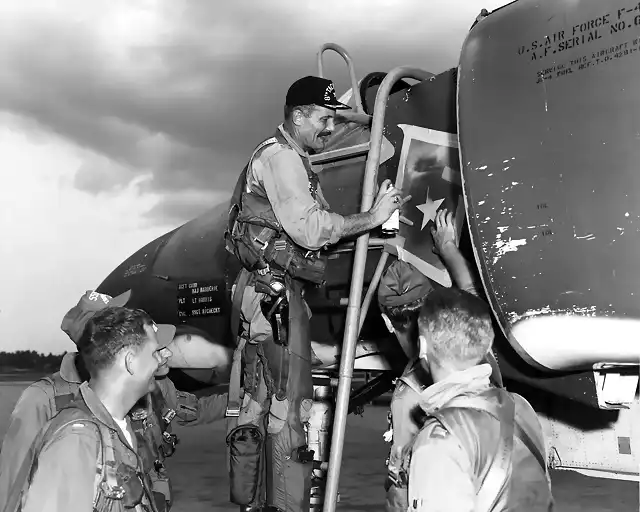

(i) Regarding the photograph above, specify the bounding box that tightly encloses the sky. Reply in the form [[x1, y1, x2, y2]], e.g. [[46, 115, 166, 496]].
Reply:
[[0, 0, 513, 354]]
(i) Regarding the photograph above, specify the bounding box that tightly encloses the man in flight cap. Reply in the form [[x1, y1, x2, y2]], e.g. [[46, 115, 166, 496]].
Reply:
[[224, 75, 409, 512], [0, 289, 226, 512]]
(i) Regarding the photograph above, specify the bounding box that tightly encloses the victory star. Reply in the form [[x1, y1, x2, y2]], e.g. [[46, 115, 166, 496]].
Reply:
[[416, 188, 445, 230]]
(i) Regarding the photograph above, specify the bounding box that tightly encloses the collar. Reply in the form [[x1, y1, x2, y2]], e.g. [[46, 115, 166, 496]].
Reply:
[[59, 352, 83, 384], [417, 363, 493, 414], [77, 381, 122, 432], [278, 124, 308, 158]]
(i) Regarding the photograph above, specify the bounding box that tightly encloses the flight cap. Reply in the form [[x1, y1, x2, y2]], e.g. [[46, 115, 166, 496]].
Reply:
[[61, 290, 175, 347], [378, 261, 434, 308], [286, 76, 351, 110]]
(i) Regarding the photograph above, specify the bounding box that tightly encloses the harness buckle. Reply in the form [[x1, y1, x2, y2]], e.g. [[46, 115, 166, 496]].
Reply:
[[225, 406, 240, 418], [162, 409, 176, 424], [254, 236, 270, 251]]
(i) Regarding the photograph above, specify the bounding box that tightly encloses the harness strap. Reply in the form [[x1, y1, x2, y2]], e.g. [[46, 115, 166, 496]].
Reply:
[[473, 393, 515, 512], [4, 417, 105, 512], [244, 137, 279, 194], [432, 391, 549, 512], [226, 269, 252, 418]]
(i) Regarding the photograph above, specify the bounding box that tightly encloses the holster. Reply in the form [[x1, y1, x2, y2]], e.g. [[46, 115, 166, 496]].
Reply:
[[263, 240, 327, 285], [260, 294, 289, 347]]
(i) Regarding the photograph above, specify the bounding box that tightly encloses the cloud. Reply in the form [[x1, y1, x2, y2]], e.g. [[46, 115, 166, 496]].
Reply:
[[0, 0, 512, 226], [142, 188, 230, 226]]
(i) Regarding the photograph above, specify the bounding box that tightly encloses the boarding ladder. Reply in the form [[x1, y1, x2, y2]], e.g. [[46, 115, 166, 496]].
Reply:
[[313, 43, 435, 512]]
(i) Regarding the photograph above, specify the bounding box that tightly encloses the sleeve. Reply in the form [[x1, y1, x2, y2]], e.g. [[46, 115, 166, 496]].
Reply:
[[156, 377, 227, 426], [0, 385, 52, 509], [407, 426, 476, 512], [21, 425, 99, 512], [261, 148, 345, 250], [192, 392, 228, 425]]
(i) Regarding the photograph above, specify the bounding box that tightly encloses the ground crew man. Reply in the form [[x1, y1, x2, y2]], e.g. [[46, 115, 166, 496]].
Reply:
[[377, 209, 503, 512], [12, 307, 174, 512], [224, 75, 409, 512], [406, 288, 553, 511], [0, 290, 227, 512]]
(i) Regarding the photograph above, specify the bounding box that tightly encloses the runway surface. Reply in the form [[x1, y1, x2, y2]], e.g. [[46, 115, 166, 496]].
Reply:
[[1, 381, 637, 511]]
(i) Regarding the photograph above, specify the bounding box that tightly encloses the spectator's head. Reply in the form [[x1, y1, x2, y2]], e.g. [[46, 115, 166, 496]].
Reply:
[[77, 307, 175, 398], [377, 261, 434, 355], [61, 290, 132, 345], [417, 287, 493, 376]]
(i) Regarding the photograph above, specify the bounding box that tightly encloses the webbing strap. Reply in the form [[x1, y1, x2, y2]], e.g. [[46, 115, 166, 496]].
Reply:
[[432, 391, 548, 512], [514, 415, 546, 474], [226, 269, 252, 418], [3, 417, 103, 512], [474, 393, 515, 512], [244, 137, 279, 193]]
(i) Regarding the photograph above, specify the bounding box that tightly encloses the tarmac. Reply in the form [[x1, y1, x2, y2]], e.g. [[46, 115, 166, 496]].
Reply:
[[1, 381, 638, 511]]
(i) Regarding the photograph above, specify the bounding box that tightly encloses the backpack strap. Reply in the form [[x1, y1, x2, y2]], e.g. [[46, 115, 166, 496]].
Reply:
[[3, 414, 106, 512], [430, 391, 516, 512], [31, 373, 77, 417]]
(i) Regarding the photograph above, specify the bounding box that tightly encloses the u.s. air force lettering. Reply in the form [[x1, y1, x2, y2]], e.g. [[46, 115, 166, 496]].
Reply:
[[177, 280, 225, 319]]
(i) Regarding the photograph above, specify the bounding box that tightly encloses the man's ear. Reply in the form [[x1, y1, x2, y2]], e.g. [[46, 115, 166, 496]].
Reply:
[[380, 313, 395, 334], [291, 108, 304, 127], [124, 351, 135, 376]]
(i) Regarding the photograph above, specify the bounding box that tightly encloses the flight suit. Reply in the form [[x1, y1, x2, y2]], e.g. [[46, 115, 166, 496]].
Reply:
[[406, 364, 553, 512], [227, 125, 345, 512], [18, 382, 158, 512], [384, 352, 503, 512], [0, 353, 226, 512]]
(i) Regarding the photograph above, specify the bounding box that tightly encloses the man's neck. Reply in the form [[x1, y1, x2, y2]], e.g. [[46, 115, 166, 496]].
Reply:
[[428, 361, 475, 384], [89, 375, 136, 421]]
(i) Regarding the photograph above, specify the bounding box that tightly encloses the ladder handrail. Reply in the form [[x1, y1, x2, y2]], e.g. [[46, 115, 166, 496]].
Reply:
[[322, 66, 435, 512], [317, 43, 365, 114]]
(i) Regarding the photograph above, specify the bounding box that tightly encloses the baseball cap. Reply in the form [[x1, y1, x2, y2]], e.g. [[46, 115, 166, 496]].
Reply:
[[149, 322, 176, 349], [286, 76, 351, 110], [61, 290, 175, 348], [377, 261, 434, 308]]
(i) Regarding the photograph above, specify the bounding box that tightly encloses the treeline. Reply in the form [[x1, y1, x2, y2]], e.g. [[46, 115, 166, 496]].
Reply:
[[0, 351, 65, 371]]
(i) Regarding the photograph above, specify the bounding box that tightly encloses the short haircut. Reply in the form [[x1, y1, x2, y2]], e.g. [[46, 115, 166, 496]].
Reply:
[[77, 306, 154, 377], [417, 287, 493, 368], [380, 295, 428, 336], [284, 103, 316, 122]]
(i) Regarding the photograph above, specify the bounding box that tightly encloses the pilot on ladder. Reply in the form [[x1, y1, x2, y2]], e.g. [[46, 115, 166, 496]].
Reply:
[[224, 75, 409, 512], [0, 290, 228, 512], [406, 288, 553, 512], [377, 209, 503, 512]]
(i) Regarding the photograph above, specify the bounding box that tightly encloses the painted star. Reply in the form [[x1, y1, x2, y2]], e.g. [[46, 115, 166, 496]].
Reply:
[[416, 188, 445, 230]]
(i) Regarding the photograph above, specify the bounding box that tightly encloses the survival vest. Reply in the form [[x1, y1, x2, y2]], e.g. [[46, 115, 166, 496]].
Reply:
[[224, 129, 326, 285], [402, 388, 551, 512], [5, 399, 158, 512], [128, 386, 178, 510]]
